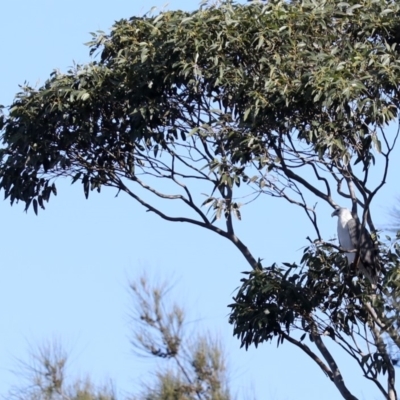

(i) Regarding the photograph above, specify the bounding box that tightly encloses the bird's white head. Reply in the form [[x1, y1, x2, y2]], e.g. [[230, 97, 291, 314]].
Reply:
[[331, 207, 353, 220]]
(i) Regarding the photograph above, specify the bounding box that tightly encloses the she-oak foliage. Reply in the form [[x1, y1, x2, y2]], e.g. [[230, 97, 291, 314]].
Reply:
[[2, 0, 400, 398]]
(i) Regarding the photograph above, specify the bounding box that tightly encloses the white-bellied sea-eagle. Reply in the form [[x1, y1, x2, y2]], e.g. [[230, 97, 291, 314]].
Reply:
[[331, 207, 379, 288]]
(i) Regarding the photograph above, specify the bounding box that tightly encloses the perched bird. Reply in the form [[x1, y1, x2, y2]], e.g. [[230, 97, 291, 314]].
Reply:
[[331, 207, 379, 288]]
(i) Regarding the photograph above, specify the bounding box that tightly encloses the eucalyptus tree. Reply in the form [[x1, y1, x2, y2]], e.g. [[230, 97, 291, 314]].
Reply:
[[1, 0, 400, 398]]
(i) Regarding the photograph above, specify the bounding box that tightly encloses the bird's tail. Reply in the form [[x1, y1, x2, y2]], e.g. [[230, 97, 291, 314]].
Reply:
[[359, 262, 378, 291]]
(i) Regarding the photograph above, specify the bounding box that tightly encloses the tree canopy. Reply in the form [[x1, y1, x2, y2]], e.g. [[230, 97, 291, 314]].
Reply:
[[2, 0, 400, 399], [2, 0, 400, 217]]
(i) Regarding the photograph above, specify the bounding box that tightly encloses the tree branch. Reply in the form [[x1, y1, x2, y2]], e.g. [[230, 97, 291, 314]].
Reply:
[[280, 332, 334, 381], [369, 321, 397, 400], [310, 321, 359, 400], [269, 139, 337, 208], [112, 177, 260, 270]]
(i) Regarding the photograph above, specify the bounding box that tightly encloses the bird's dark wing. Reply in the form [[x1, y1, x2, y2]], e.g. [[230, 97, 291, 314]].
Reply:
[[346, 218, 360, 249], [347, 218, 380, 284]]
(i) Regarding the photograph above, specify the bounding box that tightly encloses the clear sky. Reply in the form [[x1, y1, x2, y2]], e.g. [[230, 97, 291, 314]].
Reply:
[[1, 1, 400, 399]]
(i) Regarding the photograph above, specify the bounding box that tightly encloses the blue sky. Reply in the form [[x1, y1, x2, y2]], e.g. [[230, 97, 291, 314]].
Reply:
[[1, 1, 400, 399]]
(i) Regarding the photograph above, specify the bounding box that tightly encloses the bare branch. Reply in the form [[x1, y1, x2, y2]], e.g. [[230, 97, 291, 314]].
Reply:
[[269, 138, 337, 208], [112, 177, 260, 270], [280, 332, 334, 381], [369, 320, 397, 400], [310, 321, 359, 400]]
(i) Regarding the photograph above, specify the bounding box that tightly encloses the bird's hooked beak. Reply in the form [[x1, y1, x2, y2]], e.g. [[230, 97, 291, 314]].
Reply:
[[331, 208, 339, 217]]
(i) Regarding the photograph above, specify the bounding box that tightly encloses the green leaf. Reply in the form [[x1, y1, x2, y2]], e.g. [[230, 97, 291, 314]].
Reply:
[[81, 92, 90, 101], [33, 199, 38, 215], [243, 107, 251, 121], [371, 134, 382, 153]]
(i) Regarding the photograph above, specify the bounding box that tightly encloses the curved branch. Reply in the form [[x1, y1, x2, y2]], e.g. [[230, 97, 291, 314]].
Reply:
[[286, 134, 332, 198], [369, 320, 397, 400], [270, 141, 337, 208], [364, 302, 400, 350], [281, 332, 334, 381], [112, 177, 260, 270], [310, 322, 359, 400]]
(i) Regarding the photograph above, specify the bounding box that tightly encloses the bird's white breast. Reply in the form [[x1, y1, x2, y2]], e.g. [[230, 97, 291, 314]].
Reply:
[[337, 219, 355, 263]]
